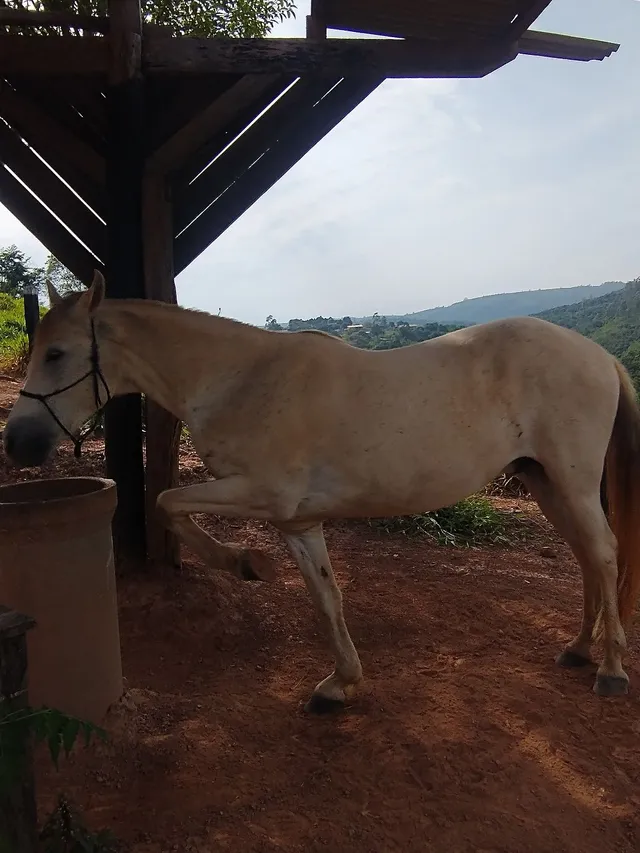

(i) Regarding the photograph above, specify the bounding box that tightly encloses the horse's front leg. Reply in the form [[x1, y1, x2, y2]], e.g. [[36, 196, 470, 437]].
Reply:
[[157, 477, 278, 582], [278, 521, 363, 713]]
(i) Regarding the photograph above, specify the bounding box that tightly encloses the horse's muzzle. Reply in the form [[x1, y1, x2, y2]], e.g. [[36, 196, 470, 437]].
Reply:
[[3, 416, 57, 468]]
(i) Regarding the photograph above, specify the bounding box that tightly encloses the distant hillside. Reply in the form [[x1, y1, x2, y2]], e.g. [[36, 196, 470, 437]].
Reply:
[[355, 281, 625, 326], [537, 277, 640, 388]]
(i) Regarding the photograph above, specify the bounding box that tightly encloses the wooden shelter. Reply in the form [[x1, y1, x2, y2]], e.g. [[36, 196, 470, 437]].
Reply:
[[0, 0, 619, 570]]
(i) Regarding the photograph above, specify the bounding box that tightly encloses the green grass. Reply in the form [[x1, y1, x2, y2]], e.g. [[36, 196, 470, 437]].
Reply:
[[367, 495, 513, 547], [0, 293, 45, 372]]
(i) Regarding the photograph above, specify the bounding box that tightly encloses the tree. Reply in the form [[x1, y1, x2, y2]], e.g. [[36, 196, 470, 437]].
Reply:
[[265, 315, 282, 331], [43, 255, 84, 299], [3, 1, 296, 38], [0, 245, 43, 297]]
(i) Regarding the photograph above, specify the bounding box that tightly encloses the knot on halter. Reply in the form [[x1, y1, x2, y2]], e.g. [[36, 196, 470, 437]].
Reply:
[[19, 319, 111, 458]]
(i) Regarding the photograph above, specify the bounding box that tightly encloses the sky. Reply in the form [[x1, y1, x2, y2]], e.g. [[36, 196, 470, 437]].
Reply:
[[1, 0, 638, 324]]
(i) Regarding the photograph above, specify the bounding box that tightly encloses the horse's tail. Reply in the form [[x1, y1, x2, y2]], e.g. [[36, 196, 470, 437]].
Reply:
[[595, 359, 640, 638]]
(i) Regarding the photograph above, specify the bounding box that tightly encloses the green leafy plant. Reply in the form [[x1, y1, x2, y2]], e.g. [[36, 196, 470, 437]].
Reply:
[[0, 701, 113, 852], [0, 703, 107, 795], [40, 796, 120, 853], [2, 0, 296, 38], [368, 495, 512, 547]]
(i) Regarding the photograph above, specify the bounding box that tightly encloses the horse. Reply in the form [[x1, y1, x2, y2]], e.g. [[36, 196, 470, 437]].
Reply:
[[4, 270, 640, 711]]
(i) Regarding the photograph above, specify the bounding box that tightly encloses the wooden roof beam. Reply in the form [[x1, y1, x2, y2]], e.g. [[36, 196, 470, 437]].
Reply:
[[0, 33, 108, 76], [148, 74, 285, 176], [173, 76, 346, 233], [518, 30, 619, 62], [507, 1, 554, 41], [145, 36, 518, 79], [0, 81, 105, 215], [0, 8, 108, 32], [0, 162, 102, 284], [174, 76, 382, 274], [0, 119, 105, 259]]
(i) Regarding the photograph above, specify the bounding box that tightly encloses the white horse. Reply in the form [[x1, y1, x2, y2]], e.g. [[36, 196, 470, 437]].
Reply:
[[4, 271, 640, 711]]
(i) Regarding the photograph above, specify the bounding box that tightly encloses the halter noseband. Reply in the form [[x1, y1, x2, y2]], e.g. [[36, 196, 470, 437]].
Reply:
[[19, 319, 111, 458]]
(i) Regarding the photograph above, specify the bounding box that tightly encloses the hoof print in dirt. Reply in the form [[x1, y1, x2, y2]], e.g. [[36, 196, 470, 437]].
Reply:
[[594, 674, 629, 697], [304, 694, 346, 715], [555, 649, 594, 668]]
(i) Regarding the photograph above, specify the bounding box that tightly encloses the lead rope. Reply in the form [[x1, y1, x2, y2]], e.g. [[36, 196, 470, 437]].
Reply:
[[19, 319, 111, 458]]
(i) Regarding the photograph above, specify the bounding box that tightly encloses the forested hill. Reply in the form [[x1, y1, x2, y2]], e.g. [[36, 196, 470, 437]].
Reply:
[[537, 277, 640, 386], [355, 280, 625, 326]]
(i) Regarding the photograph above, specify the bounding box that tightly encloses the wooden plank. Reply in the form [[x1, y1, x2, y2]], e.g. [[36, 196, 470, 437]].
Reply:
[[0, 32, 108, 76], [507, 0, 553, 40], [173, 75, 294, 189], [0, 8, 108, 32], [148, 74, 283, 176], [174, 76, 382, 273], [317, 0, 518, 41], [104, 0, 147, 568], [517, 30, 619, 62], [0, 162, 101, 283], [0, 80, 105, 214], [174, 76, 343, 233], [0, 607, 38, 853], [146, 75, 242, 154], [0, 120, 106, 260], [11, 80, 107, 156], [144, 35, 517, 79], [142, 170, 182, 569]]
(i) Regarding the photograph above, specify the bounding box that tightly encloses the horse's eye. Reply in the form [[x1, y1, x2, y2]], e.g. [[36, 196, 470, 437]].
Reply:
[[45, 347, 64, 363]]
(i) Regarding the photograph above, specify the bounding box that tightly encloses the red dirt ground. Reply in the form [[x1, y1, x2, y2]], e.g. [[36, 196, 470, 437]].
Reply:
[[1, 378, 640, 853]]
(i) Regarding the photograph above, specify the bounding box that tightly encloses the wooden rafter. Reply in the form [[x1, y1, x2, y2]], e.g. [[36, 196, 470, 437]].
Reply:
[[174, 76, 342, 233], [0, 162, 102, 283], [6, 80, 107, 155], [0, 81, 105, 215], [0, 33, 108, 77], [0, 119, 105, 259], [0, 8, 108, 32], [507, 0, 554, 40], [174, 75, 295, 188], [148, 74, 286, 176], [174, 76, 382, 274], [145, 36, 517, 79]]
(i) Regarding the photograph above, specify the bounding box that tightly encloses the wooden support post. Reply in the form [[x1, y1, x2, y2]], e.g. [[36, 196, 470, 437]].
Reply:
[[142, 169, 181, 570], [22, 283, 39, 355], [105, 0, 147, 568], [0, 607, 38, 853]]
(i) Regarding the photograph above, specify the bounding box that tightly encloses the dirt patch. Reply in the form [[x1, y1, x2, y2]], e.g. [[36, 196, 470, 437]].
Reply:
[[1, 378, 639, 853]]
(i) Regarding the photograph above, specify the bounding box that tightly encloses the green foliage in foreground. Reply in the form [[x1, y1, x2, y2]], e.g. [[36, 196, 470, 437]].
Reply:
[[368, 495, 513, 547], [0, 701, 115, 852]]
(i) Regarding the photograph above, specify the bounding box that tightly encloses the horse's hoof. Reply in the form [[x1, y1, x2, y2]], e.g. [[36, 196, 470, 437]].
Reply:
[[594, 674, 629, 697], [238, 549, 277, 582], [556, 649, 593, 668], [304, 694, 345, 715]]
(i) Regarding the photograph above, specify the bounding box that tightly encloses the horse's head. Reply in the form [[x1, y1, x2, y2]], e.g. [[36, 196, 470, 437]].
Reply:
[[3, 270, 107, 468]]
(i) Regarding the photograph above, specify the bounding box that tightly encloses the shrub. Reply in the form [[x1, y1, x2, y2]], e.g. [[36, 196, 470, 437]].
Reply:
[[367, 495, 512, 547]]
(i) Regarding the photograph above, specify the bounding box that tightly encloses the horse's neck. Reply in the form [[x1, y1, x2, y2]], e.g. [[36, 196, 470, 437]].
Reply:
[[99, 301, 266, 419]]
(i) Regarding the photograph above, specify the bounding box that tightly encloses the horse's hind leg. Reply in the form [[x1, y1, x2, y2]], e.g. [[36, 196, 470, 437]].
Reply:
[[520, 464, 628, 696], [277, 521, 363, 713]]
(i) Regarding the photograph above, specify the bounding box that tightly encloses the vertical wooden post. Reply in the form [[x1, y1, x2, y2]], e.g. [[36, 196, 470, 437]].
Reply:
[[105, 0, 147, 567], [142, 169, 182, 569], [0, 607, 37, 853], [307, 0, 327, 39], [22, 282, 39, 355]]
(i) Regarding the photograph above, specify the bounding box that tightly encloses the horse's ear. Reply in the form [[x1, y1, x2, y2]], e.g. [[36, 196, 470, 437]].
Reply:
[[46, 279, 64, 307], [77, 269, 105, 316]]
